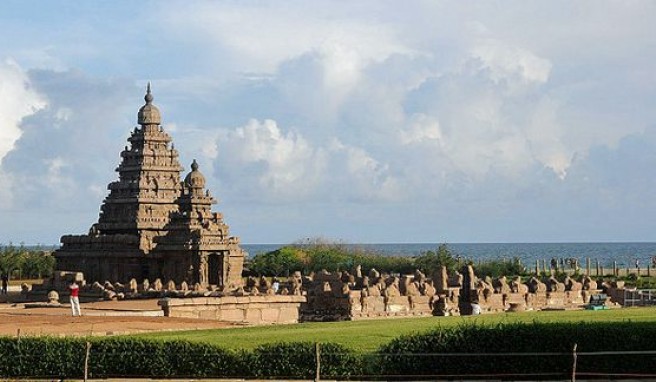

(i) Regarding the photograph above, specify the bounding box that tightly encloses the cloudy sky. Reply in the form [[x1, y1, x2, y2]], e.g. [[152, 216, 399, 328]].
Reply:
[[1, 1, 656, 245]]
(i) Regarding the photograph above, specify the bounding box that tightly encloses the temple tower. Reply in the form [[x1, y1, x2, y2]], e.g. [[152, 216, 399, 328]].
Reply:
[[55, 85, 245, 288]]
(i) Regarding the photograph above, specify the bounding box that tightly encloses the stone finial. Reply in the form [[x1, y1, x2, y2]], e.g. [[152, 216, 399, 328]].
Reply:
[[180, 281, 189, 291], [369, 268, 380, 279], [153, 278, 163, 292], [47, 290, 60, 304], [129, 278, 138, 293], [259, 276, 271, 289], [138, 82, 161, 125], [145, 82, 153, 104], [422, 281, 436, 297], [166, 280, 176, 291], [406, 282, 421, 297]]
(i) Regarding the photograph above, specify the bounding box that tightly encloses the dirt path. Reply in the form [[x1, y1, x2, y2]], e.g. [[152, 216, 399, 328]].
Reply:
[[0, 300, 238, 337]]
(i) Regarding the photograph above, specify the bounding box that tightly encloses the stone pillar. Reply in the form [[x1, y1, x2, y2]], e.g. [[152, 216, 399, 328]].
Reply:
[[434, 266, 448, 295]]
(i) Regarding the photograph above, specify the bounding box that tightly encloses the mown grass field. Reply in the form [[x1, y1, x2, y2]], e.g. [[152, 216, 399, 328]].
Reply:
[[136, 307, 656, 352]]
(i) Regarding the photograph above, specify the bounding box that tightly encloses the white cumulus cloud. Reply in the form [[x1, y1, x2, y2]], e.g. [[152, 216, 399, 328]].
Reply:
[[0, 59, 46, 163]]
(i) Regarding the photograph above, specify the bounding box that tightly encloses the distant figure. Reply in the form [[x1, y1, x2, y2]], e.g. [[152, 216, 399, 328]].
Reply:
[[636, 259, 640, 269], [69, 281, 81, 316], [1, 274, 7, 295], [272, 278, 280, 293]]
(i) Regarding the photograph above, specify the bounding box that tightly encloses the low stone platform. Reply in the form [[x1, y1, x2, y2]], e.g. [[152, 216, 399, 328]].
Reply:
[[159, 295, 306, 324]]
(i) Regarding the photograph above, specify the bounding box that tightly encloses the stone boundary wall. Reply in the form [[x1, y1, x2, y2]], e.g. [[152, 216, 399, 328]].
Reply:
[[300, 266, 617, 321], [158, 295, 306, 324]]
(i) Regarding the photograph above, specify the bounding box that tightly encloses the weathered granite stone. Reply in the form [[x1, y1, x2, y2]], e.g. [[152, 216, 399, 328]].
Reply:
[[47, 290, 59, 304], [54, 85, 245, 289]]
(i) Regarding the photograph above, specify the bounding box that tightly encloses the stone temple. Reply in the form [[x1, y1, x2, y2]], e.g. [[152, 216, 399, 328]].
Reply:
[[54, 85, 244, 288]]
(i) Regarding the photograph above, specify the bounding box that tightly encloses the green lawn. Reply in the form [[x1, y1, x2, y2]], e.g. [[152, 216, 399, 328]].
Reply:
[[136, 307, 656, 352]]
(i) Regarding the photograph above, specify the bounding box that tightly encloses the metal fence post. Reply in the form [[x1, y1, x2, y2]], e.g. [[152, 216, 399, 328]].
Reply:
[[84, 341, 91, 382], [315, 342, 320, 382], [571, 343, 577, 382]]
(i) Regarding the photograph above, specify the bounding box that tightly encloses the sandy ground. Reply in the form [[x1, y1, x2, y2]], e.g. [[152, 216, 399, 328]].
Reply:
[[0, 298, 238, 337]]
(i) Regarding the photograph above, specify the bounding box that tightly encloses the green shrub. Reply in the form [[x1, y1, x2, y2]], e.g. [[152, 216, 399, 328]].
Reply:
[[0, 337, 85, 378], [474, 257, 527, 278], [248, 342, 361, 379], [414, 244, 458, 275], [0, 337, 242, 379], [250, 240, 416, 276], [250, 247, 305, 276], [376, 322, 656, 379]]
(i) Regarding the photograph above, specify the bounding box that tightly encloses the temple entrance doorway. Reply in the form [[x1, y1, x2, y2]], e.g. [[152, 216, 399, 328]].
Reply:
[[208, 253, 220, 285]]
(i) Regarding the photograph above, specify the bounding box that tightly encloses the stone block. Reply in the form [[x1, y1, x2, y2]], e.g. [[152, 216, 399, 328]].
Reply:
[[547, 291, 566, 307], [361, 296, 385, 313], [278, 307, 299, 323], [506, 293, 526, 304], [220, 296, 238, 304], [198, 309, 218, 320], [261, 308, 281, 323], [219, 308, 246, 322], [385, 296, 410, 313], [245, 308, 262, 324], [409, 295, 431, 313]]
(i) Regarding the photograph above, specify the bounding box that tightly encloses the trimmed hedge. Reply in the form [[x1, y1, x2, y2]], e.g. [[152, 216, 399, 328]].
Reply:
[[377, 321, 656, 379], [0, 337, 84, 378], [1, 322, 655, 379], [0, 337, 358, 379], [247, 342, 362, 379]]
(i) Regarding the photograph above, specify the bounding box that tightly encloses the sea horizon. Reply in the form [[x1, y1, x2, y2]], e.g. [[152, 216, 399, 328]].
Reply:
[[6, 241, 656, 268]]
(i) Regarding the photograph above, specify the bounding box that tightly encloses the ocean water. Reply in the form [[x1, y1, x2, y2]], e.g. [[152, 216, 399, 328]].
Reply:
[[242, 242, 656, 268]]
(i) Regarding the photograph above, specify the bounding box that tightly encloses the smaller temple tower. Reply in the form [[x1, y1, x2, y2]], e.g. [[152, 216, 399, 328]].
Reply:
[[55, 85, 245, 288]]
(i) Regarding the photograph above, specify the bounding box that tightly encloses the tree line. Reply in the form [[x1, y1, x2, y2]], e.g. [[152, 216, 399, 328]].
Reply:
[[0, 244, 55, 280], [247, 240, 526, 278]]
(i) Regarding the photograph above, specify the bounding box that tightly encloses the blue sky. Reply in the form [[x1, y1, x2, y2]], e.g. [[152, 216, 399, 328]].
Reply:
[[1, 1, 656, 244]]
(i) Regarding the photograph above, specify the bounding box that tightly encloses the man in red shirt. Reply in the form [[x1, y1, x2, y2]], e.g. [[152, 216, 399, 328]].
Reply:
[[69, 281, 81, 316]]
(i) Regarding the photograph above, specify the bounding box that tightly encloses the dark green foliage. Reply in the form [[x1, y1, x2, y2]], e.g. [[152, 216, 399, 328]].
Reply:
[[89, 338, 240, 378], [250, 247, 305, 276], [250, 241, 415, 276], [0, 244, 56, 279], [0, 337, 241, 379], [376, 322, 656, 379], [0, 337, 358, 379], [350, 253, 415, 275], [474, 257, 527, 278], [2, 323, 656, 379], [414, 244, 458, 275], [0, 337, 85, 378], [248, 342, 361, 379]]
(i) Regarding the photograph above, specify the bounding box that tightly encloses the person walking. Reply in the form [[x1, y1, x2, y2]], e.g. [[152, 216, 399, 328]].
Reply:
[[69, 281, 81, 316], [1, 274, 8, 295]]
